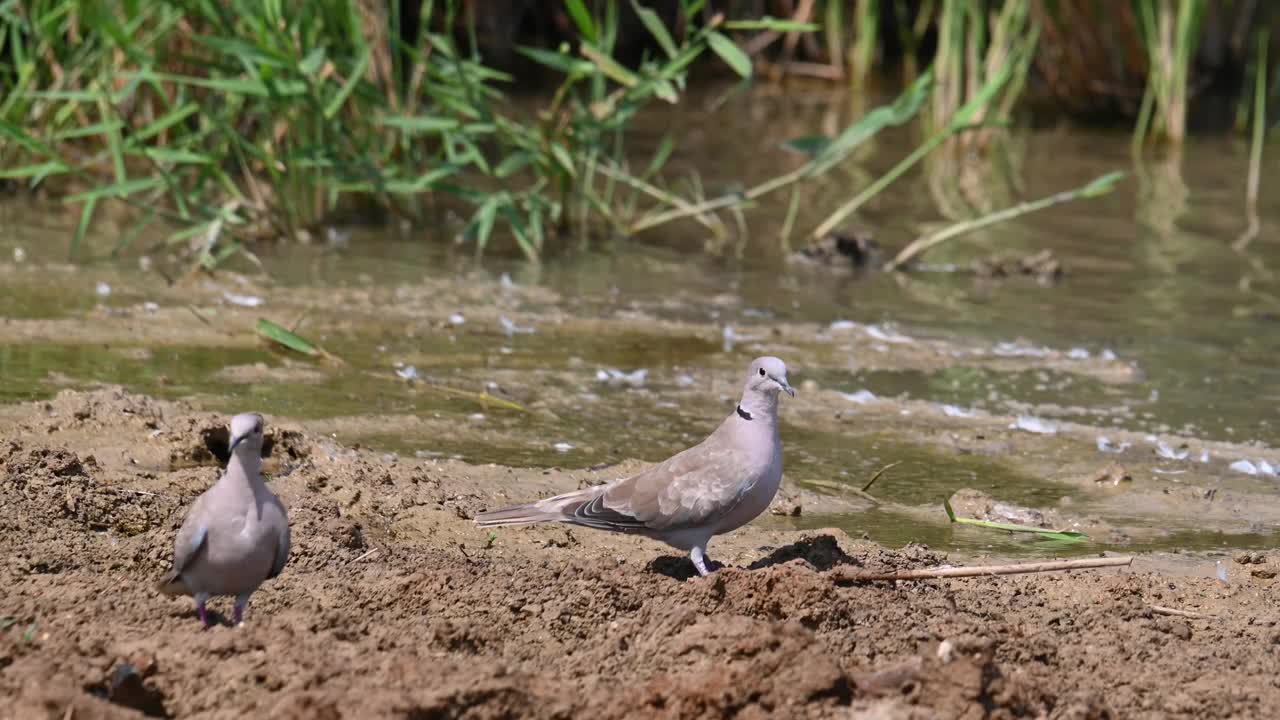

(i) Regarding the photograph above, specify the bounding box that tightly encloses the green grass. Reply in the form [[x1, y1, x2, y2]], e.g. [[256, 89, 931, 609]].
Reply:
[[0, 1, 809, 263]]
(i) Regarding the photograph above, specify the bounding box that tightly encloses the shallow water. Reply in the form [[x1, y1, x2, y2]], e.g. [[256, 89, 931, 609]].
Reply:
[[2, 82, 1278, 556]]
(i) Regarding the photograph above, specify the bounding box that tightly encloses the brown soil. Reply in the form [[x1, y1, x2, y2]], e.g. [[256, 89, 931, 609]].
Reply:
[[2, 389, 1277, 719]]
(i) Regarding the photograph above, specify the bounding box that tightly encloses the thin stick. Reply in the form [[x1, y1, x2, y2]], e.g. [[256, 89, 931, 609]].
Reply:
[[830, 555, 1132, 582], [351, 548, 379, 563], [862, 460, 901, 493], [1151, 604, 1209, 619]]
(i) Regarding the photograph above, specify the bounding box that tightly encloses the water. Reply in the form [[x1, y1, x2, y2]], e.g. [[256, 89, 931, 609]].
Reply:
[[2, 84, 1278, 556]]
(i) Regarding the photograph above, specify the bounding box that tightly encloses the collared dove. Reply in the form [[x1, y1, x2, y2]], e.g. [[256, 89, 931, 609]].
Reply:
[[476, 356, 795, 576], [157, 413, 290, 627]]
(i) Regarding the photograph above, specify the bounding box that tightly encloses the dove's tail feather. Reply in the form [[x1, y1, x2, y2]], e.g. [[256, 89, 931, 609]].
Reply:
[[155, 570, 190, 596], [474, 487, 601, 528]]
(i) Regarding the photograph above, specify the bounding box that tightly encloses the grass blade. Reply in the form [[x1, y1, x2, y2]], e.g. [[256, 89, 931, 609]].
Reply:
[[255, 318, 340, 363], [706, 31, 752, 78], [944, 497, 1087, 542]]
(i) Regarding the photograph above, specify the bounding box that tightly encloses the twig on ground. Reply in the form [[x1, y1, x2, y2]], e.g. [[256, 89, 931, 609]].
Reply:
[[830, 555, 1132, 582], [1151, 604, 1210, 619], [351, 548, 379, 564]]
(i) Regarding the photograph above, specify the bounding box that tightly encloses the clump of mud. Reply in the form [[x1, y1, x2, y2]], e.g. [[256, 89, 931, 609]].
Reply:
[[1, 388, 1277, 719]]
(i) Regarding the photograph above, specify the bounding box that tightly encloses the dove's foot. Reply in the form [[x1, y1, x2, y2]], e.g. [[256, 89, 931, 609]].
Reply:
[[690, 546, 721, 576], [195, 595, 212, 628], [232, 592, 253, 627]]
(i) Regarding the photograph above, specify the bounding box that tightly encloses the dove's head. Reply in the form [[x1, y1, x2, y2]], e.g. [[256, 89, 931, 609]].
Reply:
[[745, 356, 795, 398], [228, 412, 266, 456]]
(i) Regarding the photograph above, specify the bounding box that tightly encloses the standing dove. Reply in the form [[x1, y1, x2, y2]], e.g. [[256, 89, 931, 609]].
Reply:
[[476, 356, 795, 576], [157, 413, 291, 626]]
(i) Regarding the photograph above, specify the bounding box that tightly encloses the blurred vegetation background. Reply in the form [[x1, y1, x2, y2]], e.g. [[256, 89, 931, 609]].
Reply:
[[0, 0, 1273, 265]]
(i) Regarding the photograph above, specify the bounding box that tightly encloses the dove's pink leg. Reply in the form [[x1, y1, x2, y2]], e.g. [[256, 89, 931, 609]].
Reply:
[[690, 545, 721, 576], [233, 593, 251, 626], [195, 594, 212, 627]]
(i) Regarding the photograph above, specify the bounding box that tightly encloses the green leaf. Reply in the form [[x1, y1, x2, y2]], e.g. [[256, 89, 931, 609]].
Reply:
[[550, 142, 576, 177], [631, 1, 677, 58], [580, 41, 639, 87], [495, 152, 533, 178], [807, 69, 931, 174], [470, 194, 503, 250], [63, 177, 165, 203], [132, 102, 199, 142], [377, 115, 460, 133], [139, 148, 212, 165], [324, 47, 369, 118], [643, 133, 675, 179], [780, 135, 831, 157], [256, 318, 323, 357], [724, 17, 819, 32], [1080, 171, 1125, 198], [516, 46, 594, 75], [564, 0, 598, 43], [0, 161, 69, 180], [70, 197, 98, 261], [299, 47, 326, 76], [943, 498, 1088, 542], [706, 31, 751, 78]]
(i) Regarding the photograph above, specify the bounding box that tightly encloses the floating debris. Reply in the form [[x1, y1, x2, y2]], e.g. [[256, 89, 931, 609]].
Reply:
[[499, 273, 514, 289], [553, 442, 574, 453], [841, 389, 877, 405], [223, 292, 264, 308], [1199, 449, 1210, 463], [1097, 436, 1132, 453], [828, 320, 858, 331], [675, 374, 696, 387], [95, 282, 111, 297], [1216, 560, 1230, 584], [1101, 348, 1118, 361], [1012, 416, 1057, 434], [1155, 442, 1189, 460], [499, 316, 535, 337], [1067, 347, 1091, 360], [395, 365, 419, 381], [1092, 462, 1131, 484], [13, 247, 26, 262], [596, 368, 648, 388], [722, 324, 737, 352], [941, 404, 975, 418], [142, 302, 159, 313], [865, 324, 913, 344], [448, 313, 466, 326], [1260, 460, 1278, 476], [992, 341, 1050, 358], [1229, 460, 1259, 475], [324, 227, 350, 247]]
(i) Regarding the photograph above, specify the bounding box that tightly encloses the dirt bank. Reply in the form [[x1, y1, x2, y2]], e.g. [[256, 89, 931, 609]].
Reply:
[[1, 389, 1277, 719]]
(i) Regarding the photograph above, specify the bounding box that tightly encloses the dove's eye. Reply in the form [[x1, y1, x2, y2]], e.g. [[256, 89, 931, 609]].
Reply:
[[758, 368, 766, 376]]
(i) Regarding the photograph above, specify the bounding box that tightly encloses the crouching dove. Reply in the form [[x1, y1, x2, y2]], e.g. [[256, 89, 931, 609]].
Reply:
[[476, 356, 795, 576], [157, 413, 290, 627]]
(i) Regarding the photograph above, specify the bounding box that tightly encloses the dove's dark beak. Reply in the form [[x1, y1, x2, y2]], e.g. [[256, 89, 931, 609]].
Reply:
[[229, 433, 246, 453], [776, 376, 796, 397]]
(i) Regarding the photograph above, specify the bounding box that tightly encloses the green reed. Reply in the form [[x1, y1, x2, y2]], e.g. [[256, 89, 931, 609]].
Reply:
[[1133, 0, 1205, 146], [0, 0, 799, 263]]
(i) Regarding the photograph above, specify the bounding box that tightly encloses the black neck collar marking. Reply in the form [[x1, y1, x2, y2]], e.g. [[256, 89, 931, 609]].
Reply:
[[736, 405, 753, 421]]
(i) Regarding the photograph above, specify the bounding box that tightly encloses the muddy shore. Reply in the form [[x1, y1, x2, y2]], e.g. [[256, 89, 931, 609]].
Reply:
[[1, 388, 1277, 719]]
